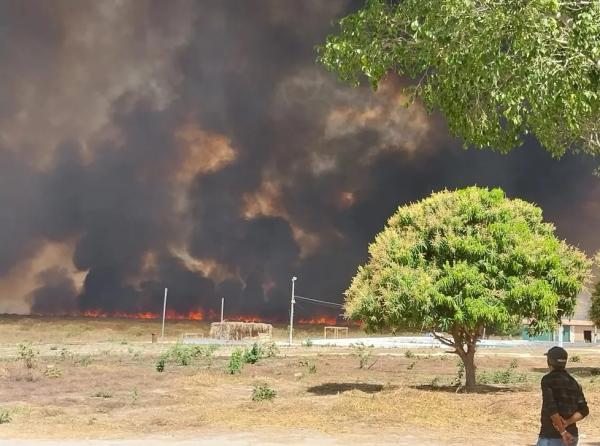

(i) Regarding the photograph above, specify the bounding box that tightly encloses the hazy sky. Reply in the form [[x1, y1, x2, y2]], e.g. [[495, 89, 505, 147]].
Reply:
[[0, 0, 598, 318]]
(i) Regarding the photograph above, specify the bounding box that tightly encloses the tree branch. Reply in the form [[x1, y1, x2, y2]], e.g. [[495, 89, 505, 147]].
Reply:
[[431, 331, 455, 347]]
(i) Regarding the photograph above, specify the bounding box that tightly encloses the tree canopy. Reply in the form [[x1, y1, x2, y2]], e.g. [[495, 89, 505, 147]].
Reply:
[[590, 253, 600, 325], [318, 0, 600, 158], [345, 187, 590, 390]]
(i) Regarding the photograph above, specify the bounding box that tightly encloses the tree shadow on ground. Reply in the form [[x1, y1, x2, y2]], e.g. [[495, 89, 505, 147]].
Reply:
[[531, 367, 600, 377], [411, 384, 528, 394], [306, 383, 388, 395]]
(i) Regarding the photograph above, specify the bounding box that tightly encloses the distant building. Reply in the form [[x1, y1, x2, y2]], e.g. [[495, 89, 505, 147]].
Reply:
[[522, 286, 598, 343]]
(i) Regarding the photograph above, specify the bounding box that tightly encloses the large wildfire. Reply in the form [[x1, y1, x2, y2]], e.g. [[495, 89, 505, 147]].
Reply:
[[34, 310, 345, 325]]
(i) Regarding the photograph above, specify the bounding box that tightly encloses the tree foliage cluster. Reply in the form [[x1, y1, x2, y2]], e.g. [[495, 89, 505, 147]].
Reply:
[[345, 187, 590, 390], [319, 0, 600, 158]]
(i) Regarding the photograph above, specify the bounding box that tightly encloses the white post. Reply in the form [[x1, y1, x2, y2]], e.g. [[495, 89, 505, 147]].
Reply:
[[220, 297, 224, 323], [161, 288, 168, 339], [289, 276, 297, 346], [558, 323, 563, 348]]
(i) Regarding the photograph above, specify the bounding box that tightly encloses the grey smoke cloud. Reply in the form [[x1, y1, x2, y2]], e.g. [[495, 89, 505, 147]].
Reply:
[[0, 0, 598, 318]]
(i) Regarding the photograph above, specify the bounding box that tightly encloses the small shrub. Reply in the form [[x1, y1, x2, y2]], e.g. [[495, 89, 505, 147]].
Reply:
[[243, 343, 263, 364], [76, 355, 93, 367], [0, 409, 11, 424], [478, 359, 527, 385], [404, 350, 415, 359], [120, 340, 128, 345], [131, 388, 139, 404], [263, 342, 279, 358], [169, 344, 192, 366], [17, 342, 38, 369], [251, 383, 277, 401], [407, 361, 416, 370], [44, 366, 62, 378], [352, 343, 374, 369], [571, 355, 581, 363], [59, 348, 72, 361], [191, 344, 219, 366], [93, 390, 113, 398], [302, 339, 313, 347], [49, 346, 58, 351], [452, 360, 465, 387], [299, 360, 317, 374], [590, 368, 600, 376], [430, 377, 440, 388], [156, 356, 166, 373], [228, 349, 244, 375]]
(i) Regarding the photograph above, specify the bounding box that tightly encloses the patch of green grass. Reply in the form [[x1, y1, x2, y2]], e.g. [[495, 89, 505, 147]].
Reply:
[[404, 350, 415, 359], [570, 355, 581, 363]]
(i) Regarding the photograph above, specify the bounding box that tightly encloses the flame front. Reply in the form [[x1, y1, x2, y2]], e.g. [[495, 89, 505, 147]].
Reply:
[[81, 310, 205, 320]]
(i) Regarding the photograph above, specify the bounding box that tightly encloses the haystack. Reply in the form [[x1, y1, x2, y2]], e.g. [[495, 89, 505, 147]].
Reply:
[[209, 321, 273, 341]]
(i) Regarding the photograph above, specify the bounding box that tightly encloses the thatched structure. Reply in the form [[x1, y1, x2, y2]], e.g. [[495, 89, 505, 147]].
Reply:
[[209, 321, 273, 341]]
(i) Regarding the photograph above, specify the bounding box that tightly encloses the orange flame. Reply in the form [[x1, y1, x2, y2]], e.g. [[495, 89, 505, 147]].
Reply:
[[298, 317, 338, 325], [80, 310, 204, 321]]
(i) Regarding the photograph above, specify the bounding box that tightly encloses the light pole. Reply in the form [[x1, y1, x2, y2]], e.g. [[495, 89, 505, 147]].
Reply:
[[289, 276, 297, 346], [220, 297, 224, 323], [161, 288, 168, 339]]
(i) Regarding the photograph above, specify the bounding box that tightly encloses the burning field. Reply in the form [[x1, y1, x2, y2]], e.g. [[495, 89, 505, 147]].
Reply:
[[0, 316, 599, 445]]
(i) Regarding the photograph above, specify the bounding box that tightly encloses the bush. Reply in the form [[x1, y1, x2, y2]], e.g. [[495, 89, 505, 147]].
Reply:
[[228, 349, 244, 375], [170, 344, 193, 366], [571, 355, 581, 363], [407, 361, 416, 370], [404, 350, 415, 359], [251, 383, 277, 401], [156, 356, 166, 373], [299, 360, 317, 374], [243, 343, 264, 364], [17, 342, 38, 369], [44, 366, 62, 378], [76, 355, 93, 367], [352, 343, 374, 369], [452, 360, 465, 387], [263, 342, 279, 358], [0, 409, 11, 424], [478, 360, 527, 385], [93, 390, 113, 398]]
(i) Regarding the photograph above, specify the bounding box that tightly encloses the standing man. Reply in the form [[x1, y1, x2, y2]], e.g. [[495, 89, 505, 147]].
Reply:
[[537, 346, 589, 446]]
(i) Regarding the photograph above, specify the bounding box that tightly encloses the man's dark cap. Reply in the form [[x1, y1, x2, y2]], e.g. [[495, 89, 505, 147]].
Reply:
[[545, 346, 568, 363]]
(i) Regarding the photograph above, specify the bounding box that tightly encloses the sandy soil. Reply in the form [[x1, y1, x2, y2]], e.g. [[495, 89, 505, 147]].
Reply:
[[1, 317, 599, 445]]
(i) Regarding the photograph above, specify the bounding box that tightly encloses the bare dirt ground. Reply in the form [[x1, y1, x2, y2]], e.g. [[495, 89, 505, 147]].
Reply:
[[1, 316, 599, 445]]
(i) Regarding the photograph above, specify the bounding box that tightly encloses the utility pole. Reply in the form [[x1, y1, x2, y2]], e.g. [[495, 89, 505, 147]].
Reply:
[[220, 297, 224, 323], [161, 288, 168, 339], [289, 276, 297, 346]]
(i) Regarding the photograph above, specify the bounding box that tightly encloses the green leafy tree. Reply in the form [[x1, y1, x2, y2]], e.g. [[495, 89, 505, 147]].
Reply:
[[318, 0, 600, 159], [590, 253, 600, 325], [345, 187, 590, 391]]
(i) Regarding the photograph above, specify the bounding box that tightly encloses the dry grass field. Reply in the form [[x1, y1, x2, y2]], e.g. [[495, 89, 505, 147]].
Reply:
[[0, 316, 599, 445]]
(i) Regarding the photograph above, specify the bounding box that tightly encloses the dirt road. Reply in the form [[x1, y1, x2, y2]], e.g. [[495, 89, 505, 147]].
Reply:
[[0, 431, 598, 446]]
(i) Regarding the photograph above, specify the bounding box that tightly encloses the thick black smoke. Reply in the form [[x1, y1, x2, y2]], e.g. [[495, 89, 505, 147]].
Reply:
[[1, 0, 599, 319]]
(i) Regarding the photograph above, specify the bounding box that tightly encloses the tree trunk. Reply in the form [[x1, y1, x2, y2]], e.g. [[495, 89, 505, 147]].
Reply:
[[462, 349, 477, 392]]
